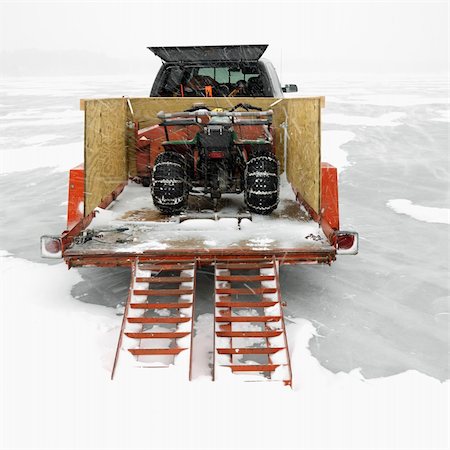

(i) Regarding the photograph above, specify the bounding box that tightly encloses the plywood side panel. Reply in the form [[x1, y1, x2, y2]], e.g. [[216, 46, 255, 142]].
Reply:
[[84, 98, 127, 215], [126, 99, 137, 177], [285, 98, 321, 214]]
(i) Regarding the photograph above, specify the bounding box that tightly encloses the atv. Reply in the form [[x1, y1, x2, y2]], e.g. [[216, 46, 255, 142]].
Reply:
[[151, 103, 280, 215]]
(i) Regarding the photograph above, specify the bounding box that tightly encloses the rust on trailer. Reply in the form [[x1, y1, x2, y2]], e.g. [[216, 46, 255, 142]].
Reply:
[[64, 250, 335, 268]]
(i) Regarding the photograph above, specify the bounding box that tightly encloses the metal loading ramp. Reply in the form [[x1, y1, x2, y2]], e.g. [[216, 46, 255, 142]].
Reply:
[[213, 257, 292, 385], [112, 258, 197, 379], [112, 256, 292, 385]]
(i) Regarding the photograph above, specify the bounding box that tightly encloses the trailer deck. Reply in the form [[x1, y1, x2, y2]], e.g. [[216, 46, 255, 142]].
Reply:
[[64, 181, 335, 266]]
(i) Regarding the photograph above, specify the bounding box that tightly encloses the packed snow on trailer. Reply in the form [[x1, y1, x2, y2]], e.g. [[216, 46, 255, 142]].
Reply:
[[41, 45, 358, 385]]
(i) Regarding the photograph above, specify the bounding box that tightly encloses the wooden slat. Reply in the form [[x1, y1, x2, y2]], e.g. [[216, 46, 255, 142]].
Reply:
[[128, 348, 187, 356], [286, 97, 321, 214], [217, 348, 284, 355], [215, 288, 277, 295], [133, 289, 193, 296], [215, 301, 277, 308], [84, 98, 128, 216], [215, 316, 281, 323], [125, 332, 190, 339], [216, 330, 282, 338], [228, 364, 280, 372], [127, 317, 191, 324], [135, 276, 193, 283], [216, 275, 275, 282], [130, 302, 192, 309]]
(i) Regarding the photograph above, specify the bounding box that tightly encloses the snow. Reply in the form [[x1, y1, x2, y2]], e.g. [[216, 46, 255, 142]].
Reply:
[[80, 180, 327, 253], [431, 109, 450, 123], [1, 254, 448, 450], [387, 199, 450, 225], [1, 75, 449, 449], [0, 141, 83, 175], [327, 94, 450, 106], [21, 134, 63, 146], [323, 111, 406, 127], [321, 130, 355, 173]]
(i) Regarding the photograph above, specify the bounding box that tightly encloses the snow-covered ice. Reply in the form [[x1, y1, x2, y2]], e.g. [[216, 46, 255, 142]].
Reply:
[[1, 75, 449, 450], [323, 111, 406, 127], [387, 199, 450, 224]]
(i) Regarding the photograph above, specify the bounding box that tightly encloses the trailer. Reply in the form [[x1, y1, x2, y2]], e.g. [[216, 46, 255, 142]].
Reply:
[[41, 86, 358, 386]]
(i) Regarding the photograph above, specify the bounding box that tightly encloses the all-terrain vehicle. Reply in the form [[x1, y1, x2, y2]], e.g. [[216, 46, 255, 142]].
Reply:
[[151, 103, 279, 214], [144, 45, 298, 215]]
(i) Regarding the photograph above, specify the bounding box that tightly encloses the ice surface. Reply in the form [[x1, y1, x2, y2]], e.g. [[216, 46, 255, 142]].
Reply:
[[323, 111, 406, 126], [387, 199, 450, 224], [1, 254, 448, 450], [1, 75, 449, 450]]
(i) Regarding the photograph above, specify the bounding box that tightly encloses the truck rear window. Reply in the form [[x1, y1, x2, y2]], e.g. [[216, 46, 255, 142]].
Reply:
[[153, 64, 270, 97]]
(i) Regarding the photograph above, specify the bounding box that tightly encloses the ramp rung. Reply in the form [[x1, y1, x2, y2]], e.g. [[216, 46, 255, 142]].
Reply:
[[215, 301, 277, 308], [135, 276, 193, 283], [215, 315, 281, 323], [216, 275, 275, 282], [133, 289, 193, 296], [112, 258, 197, 381], [127, 317, 191, 324], [130, 302, 192, 309], [138, 264, 194, 271], [125, 332, 190, 339], [216, 263, 274, 270], [217, 347, 284, 355], [216, 330, 283, 338], [215, 287, 277, 295], [212, 255, 292, 386], [128, 348, 187, 356], [228, 364, 280, 372]]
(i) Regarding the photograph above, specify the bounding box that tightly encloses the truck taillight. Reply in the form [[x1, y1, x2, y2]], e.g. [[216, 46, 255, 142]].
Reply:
[[40, 235, 62, 259], [335, 231, 359, 255]]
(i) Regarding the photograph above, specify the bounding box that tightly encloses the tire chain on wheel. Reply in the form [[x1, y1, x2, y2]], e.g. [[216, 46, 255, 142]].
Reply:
[[151, 151, 188, 214], [244, 152, 280, 215]]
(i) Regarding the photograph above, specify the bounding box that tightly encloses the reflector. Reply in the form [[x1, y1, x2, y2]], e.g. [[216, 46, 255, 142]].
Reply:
[[40, 235, 62, 259], [335, 231, 359, 255]]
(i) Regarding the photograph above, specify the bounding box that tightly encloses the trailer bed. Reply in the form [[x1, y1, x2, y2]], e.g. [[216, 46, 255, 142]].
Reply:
[[64, 181, 335, 266]]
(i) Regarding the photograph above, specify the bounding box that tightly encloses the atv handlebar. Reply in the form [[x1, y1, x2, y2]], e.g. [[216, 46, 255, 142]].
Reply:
[[157, 109, 273, 120]]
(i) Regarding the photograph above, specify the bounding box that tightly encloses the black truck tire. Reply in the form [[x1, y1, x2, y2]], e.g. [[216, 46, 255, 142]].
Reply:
[[244, 153, 280, 215], [151, 152, 188, 215]]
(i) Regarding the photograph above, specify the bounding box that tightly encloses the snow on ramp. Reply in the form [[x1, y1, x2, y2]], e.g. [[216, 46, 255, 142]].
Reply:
[[1, 254, 448, 450], [387, 199, 450, 225]]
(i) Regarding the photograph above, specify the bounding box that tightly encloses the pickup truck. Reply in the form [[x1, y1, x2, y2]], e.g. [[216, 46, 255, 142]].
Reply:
[[40, 45, 358, 385]]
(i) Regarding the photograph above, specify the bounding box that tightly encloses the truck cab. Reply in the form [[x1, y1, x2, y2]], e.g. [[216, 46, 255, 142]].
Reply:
[[149, 45, 295, 98]]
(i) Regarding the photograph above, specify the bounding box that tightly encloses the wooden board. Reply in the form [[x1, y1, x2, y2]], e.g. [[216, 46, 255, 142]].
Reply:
[[84, 98, 128, 215], [285, 97, 321, 214], [82, 96, 322, 217]]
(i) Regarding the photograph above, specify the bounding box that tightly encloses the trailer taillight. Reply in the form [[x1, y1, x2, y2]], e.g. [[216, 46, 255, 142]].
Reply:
[[335, 231, 359, 255], [40, 235, 62, 259]]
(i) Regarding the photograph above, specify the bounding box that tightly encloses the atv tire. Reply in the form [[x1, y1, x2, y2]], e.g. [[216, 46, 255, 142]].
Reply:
[[151, 151, 188, 215], [244, 153, 279, 215]]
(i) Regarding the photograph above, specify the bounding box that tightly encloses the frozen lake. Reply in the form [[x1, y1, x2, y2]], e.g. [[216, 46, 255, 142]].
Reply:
[[1, 74, 448, 382]]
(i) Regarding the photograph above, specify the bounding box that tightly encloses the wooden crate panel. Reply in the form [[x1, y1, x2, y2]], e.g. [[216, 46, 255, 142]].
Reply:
[[84, 98, 128, 215]]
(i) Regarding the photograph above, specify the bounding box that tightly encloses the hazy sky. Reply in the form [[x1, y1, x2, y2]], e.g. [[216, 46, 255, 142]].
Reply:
[[0, 0, 448, 75]]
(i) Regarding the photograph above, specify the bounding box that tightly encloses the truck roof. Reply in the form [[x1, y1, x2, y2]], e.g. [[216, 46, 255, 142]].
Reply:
[[148, 45, 268, 63]]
